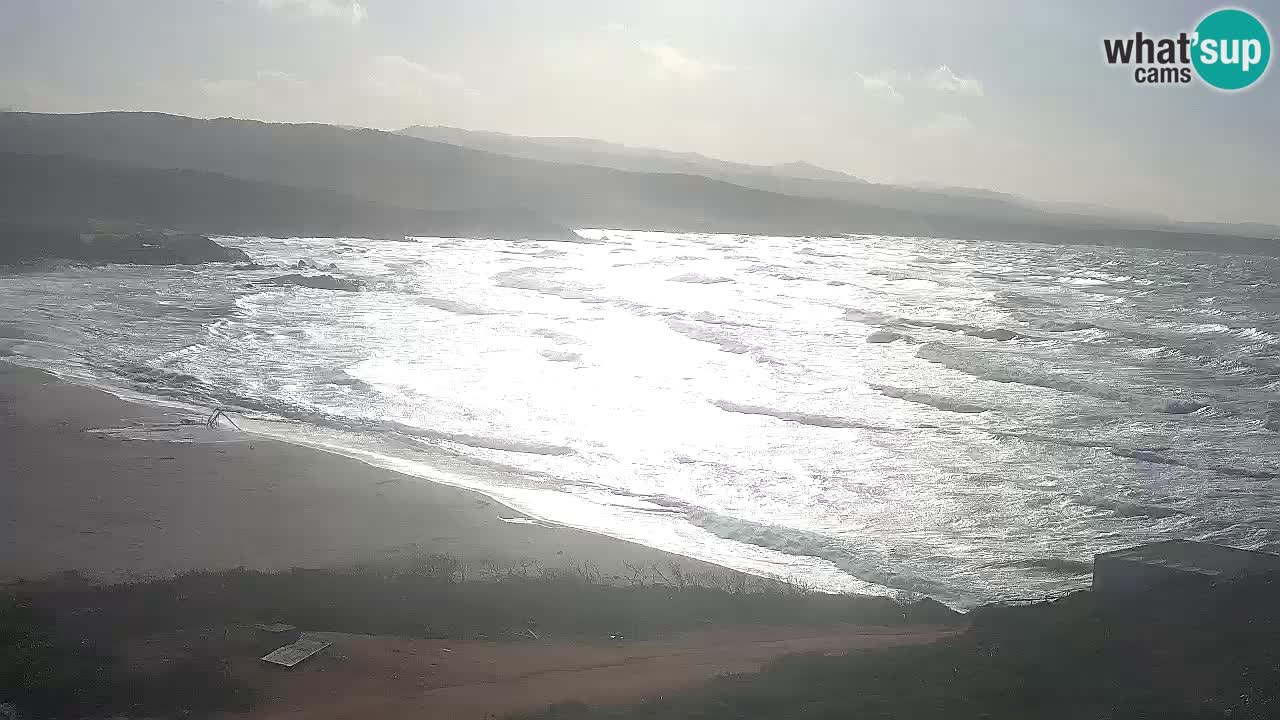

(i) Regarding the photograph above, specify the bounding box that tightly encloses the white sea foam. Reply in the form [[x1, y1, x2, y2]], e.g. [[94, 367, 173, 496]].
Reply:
[[667, 273, 733, 284], [710, 400, 894, 431]]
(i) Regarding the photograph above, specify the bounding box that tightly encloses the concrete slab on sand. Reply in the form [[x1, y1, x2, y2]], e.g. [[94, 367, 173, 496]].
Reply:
[[261, 637, 333, 668]]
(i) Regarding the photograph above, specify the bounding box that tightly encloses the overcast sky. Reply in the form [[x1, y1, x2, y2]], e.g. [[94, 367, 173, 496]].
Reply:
[[2, 0, 1277, 224]]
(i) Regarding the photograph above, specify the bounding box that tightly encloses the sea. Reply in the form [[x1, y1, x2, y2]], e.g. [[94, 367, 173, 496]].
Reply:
[[3, 229, 1279, 609]]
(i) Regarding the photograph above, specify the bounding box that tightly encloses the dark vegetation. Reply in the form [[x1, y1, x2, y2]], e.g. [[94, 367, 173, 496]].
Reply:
[[0, 556, 956, 719], [520, 573, 1280, 720], [0, 584, 249, 719], [3, 111, 1278, 254]]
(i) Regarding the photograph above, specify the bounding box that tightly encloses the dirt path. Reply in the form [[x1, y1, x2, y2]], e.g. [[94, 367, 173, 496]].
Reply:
[[239, 625, 953, 719]]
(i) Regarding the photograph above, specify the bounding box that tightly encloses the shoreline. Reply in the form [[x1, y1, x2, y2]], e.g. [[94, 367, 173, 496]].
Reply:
[[0, 361, 754, 586]]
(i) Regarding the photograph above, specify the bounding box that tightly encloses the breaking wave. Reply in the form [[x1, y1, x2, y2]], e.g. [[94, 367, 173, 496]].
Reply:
[[686, 508, 947, 597], [1110, 447, 1275, 479], [493, 268, 598, 301], [990, 557, 1093, 576], [914, 342, 1104, 397], [418, 297, 493, 315], [1073, 495, 1186, 520], [666, 319, 753, 354], [899, 318, 1026, 341], [871, 384, 987, 414], [667, 273, 733, 284], [1029, 320, 1100, 332], [540, 349, 582, 363], [842, 308, 897, 325], [710, 400, 893, 431], [391, 422, 576, 456], [531, 328, 579, 344]]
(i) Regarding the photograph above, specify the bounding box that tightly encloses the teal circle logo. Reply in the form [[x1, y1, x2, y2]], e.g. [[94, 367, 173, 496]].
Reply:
[[1192, 8, 1270, 90]]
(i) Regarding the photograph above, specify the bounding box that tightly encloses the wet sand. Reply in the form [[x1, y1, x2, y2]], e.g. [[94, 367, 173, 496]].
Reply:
[[0, 362, 740, 583]]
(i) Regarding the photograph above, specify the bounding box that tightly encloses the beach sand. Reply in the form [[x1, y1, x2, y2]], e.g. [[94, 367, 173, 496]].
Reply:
[[240, 625, 951, 719], [0, 362, 738, 584]]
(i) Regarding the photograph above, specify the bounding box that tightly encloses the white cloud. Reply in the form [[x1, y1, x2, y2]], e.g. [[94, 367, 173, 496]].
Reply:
[[912, 112, 974, 140], [643, 44, 732, 82], [855, 65, 981, 101], [925, 65, 983, 96], [603, 21, 626, 34], [855, 71, 904, 102], [198, 79, 243, 98], [364, 55, 472, 100], [255, 0, 367, 24], [254, 70, 308, 91], [199, 70, 307, 99], [644, 44, 705, 81]]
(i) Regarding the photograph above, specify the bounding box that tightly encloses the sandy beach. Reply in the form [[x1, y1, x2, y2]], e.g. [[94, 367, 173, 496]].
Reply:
[[240, 625, 949, 719], [0, 362, 738, 584]]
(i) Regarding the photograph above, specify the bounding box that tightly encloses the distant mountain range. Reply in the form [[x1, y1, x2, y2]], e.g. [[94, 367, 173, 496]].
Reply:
[[396, 124, 1066, 226], [399, 125, 868, 185], [1, 111, 1277, 256], [401, 124, 1280, 241]]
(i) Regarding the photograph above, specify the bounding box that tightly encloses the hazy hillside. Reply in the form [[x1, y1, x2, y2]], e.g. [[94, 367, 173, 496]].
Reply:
[[0, 111, 948, 236], [396, 124, 1066, 224], [2, 112, 1277, 254], [402, 125, 1280, 241], [1174, 220, 1280, 240], [399, 125, 864, 183], [0, 152, 576, 242], [770, 161, 863, 183]]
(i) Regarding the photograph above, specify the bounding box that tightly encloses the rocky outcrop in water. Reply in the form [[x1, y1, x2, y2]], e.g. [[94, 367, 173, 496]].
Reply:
[[261, 273, 362, 291], [0, 221, 250, 266], [295, 259, 340, 272], [865, 330, 903, 343], [81, 231, 251, 265]]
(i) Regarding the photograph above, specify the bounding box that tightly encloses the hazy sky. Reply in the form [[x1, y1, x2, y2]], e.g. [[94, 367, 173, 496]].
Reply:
[[2, 0, 1277, 224]]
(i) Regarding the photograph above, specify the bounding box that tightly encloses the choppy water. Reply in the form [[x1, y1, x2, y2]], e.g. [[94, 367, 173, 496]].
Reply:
[[3, 230, 1280, 608]]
